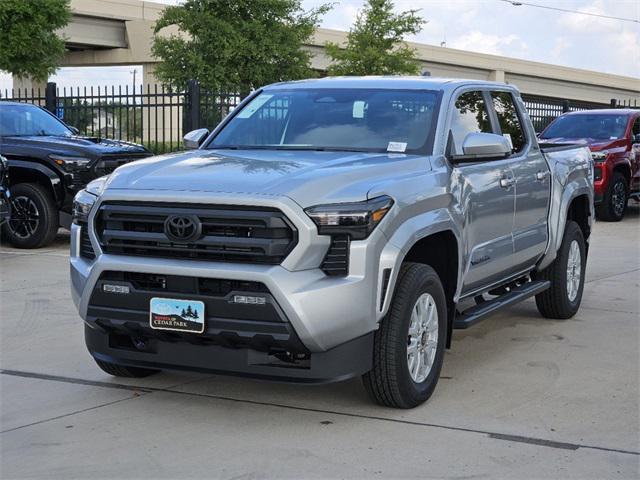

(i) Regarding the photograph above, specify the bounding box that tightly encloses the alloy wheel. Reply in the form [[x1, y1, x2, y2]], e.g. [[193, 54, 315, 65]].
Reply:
[[8, 195, 40, 239], [407, 293, 439, 383], [566, 239, 582, 302]]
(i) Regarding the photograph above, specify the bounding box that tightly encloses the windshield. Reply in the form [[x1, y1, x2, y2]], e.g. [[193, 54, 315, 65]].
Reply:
[[209, 88, 440, 154], [0, 104, 72, 137], [541, 114, 628, 140]]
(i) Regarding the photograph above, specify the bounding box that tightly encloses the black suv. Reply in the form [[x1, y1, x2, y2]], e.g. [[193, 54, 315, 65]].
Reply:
[[0, 102, 152, 248]]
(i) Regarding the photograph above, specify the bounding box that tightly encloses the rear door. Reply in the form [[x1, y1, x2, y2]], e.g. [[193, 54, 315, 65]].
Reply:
[[447, 90, 516, 295], [490, 91, 550, 271]]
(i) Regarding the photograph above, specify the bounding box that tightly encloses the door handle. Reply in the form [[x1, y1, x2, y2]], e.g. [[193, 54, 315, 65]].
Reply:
[[535, 170, 550, 182], [499, 177, 515, 188]]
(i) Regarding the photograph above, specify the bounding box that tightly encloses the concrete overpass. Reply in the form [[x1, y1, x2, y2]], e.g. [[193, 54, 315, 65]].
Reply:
[[13, 0, 640, 105]]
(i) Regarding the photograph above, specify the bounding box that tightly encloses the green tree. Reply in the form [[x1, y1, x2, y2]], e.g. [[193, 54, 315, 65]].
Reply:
[[0, 0, 70, 82], [325, 0, 425, 76], [151, 0, 331, 95]]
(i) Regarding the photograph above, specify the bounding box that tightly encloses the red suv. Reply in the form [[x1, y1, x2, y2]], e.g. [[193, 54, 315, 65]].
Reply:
[[540, 109, 640, 221]]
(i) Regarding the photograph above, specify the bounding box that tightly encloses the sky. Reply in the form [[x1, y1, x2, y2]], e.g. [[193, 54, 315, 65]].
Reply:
[[1, 0, 638, 92]]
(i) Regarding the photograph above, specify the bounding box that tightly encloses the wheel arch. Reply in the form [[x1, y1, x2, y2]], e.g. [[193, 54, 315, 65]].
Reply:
[[7, 160, 64, 205], [381, 222, 461, 349]]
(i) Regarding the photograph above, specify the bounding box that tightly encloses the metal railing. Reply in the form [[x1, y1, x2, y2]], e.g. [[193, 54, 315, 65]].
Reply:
[[520, 94, 609, 133], [1, 81, 241, 154]]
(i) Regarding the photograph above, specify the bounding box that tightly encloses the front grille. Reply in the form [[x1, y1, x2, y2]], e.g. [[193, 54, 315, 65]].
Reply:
[[79, 227, 96, 259], [93, 154, 150, 176], [96, 202, 297, 264], [321, 235, 350, 276], [88, 271, 307, 353]]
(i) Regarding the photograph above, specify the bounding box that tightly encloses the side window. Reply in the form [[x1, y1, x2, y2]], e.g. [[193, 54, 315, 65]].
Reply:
[[491, 92, 527, 153], [450, 91, 492, 155]]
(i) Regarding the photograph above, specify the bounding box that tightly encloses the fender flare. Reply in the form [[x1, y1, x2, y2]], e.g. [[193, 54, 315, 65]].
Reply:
[[539, 181, 594, 271], [377, 208, 462, 317], [6, 159, 65, 204]]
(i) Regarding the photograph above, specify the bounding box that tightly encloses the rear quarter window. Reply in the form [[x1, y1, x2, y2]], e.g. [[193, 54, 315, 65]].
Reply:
[[491, 92, 527, 153]]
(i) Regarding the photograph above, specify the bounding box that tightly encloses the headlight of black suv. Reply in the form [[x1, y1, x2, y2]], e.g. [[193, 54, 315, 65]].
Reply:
[[305, 196, 394, 240], [49, 154, 92, 172]]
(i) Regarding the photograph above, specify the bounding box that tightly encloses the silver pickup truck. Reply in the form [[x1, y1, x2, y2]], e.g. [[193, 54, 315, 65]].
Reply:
[[70, 77, 593, 408]]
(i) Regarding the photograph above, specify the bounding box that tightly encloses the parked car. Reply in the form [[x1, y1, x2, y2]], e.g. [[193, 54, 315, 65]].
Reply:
[[540, 109, 640, 221], [0, 102, 152, 248], [70, 78, 593, 408], [0, 156, 10, 226]]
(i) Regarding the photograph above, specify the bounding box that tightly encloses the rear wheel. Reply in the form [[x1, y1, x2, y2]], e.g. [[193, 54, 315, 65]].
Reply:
[[2, 183, 58, 248], [535, 221, 586, 319], [596, 172, 628, 222], [363, 263, 447, 408], [94, 359, 160, 378]]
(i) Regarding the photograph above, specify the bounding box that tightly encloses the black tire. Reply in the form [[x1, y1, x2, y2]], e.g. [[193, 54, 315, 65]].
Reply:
[[2, 183, 59, 248], [535, 221, 586, 319], [596, 172, 628, 222], [363, 262, 447, 409], [94, 359, 160, 378]]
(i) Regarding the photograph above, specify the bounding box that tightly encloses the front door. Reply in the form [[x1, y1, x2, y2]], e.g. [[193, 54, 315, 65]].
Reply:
[[447, 90, 516, 295]]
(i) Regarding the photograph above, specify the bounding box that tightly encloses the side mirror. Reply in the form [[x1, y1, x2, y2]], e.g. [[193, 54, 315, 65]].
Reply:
[[183, 128, 209, 150], [451, 132, 511, 163], [68, 126, 79, 135]]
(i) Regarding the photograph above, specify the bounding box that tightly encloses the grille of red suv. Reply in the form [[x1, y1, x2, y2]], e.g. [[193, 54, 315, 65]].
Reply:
[[95, 202, 297, 264]]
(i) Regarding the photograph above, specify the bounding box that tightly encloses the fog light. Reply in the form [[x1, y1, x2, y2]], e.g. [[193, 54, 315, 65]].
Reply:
[[103, 284, 130, 294], [233, 295, 266, 305]]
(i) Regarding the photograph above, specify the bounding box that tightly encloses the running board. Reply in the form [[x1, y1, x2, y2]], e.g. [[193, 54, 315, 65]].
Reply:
[[454, 280, 550, 329]]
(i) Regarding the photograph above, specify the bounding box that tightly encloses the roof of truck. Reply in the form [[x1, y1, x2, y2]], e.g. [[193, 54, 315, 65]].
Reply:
[[264, 76, 517, 92]]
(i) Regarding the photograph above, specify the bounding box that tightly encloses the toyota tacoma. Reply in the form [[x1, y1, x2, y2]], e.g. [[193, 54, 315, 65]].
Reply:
[[0, 102, 152, 248], [540, 108, 640, 221], [70, 78, 593, 408]]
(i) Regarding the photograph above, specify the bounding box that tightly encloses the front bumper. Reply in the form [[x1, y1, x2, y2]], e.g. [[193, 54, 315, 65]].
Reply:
[[86, 324, 372, 383], [70, 190, 396, 382]]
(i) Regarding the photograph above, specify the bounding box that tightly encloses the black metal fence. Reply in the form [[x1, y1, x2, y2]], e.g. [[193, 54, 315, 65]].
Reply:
[[520, 94, 609, 133], [1, 80, 634, 151], [1, 80, 241, 154], [610, 98, 639, 109]]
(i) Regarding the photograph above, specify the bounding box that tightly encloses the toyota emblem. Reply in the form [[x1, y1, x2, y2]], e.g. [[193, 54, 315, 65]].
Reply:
[[164, 215, 201, 242]]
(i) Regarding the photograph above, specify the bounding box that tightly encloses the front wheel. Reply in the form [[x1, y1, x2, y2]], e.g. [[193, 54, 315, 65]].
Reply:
[[596, 172, 628, 222], [535, 221, 586, 319], [363, 263, 447, 408], [2, 183, 59, 248]]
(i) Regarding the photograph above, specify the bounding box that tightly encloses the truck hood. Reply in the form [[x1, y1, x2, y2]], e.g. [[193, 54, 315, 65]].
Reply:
[[105, 148, 430, 207], [3, 135, 149, 156]]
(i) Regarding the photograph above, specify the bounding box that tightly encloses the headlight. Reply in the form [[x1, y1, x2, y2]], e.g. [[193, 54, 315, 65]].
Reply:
[[85, 175, 110, 196], [591, 150, 608, 163], [305, 196, 393, 240], [49, 154, 92, 171], [72, 189, 97, 225]]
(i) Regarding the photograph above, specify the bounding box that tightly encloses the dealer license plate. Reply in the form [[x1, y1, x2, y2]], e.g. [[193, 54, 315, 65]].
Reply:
[[149, 297, 205, 334]]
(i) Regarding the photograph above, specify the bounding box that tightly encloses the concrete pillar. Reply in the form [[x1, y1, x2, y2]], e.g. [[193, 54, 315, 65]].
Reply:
[[11, 76, 47, 105], [489, 70, 505, 83], [141, 63, 182, 149]]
